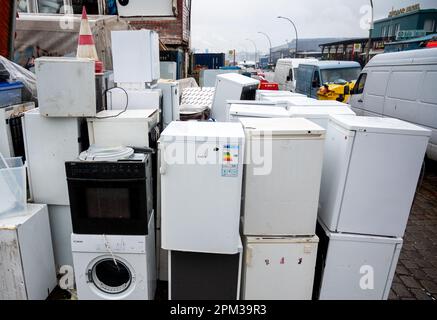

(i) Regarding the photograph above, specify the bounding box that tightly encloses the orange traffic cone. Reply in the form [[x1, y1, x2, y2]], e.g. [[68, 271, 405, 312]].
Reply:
[[77, 6, 103, 73]]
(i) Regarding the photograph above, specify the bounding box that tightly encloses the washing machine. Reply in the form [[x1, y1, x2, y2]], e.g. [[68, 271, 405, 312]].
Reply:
[[71, 212, 156, 300]]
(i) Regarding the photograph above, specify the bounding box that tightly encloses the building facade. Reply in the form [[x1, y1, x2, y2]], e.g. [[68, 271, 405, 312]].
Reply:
[[320, 7, 437, 65]]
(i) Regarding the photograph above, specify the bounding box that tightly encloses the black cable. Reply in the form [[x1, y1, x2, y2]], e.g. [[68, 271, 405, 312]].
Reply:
[[95, 86, 129, 119]]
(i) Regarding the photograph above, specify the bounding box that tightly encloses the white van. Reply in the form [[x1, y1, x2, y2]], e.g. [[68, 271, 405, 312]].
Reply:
[[273, 58, 318, 92], [349, 48, 437, 161]]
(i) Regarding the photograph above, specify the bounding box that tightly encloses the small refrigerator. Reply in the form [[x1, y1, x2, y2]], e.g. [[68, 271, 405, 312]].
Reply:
[[211, 73, 260, 122], [111, 30, 160, 85], [288, 106, 356, 129], [314, 221, 402, 300], [319, 115, 431, 237], [228, 104, 289, 122], [157, 80, 180, 129], [0, 204, 57, 300], [241, 236, 319, 300], [23, 109, 86, 205], [240, 118, 325, 236], [169, 239, 243, 300], [160, 121, 245, 254]]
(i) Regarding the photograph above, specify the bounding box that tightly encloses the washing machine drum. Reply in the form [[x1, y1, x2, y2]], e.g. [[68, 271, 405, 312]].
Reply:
[[89, 258, 133, 294]]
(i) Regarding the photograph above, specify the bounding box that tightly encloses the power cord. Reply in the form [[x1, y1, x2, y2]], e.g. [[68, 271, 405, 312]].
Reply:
[[95, 86, 129, 119]]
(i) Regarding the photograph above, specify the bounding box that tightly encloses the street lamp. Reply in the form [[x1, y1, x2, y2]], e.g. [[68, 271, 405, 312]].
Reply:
[[258, 31, 272, 66], [245, 38, 258, 65], [366, 0, 374, 63], [278, 16, 298, 58]]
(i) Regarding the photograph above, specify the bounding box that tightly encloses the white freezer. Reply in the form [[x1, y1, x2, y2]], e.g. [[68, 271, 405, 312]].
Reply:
[[288, 106, 356, 128], [242, 236, 319, 300], [211, 73, 260, 122], [160, 121, 245, 254], [315, 221, 402, 300], [319, 115, 431, 237], [107, 88, 161, 110], [23, 109, 84, 205], [240, 118, 325, 236], [35, 57, 97, 117], [111, 30, 160, 85], [229, 105, 289, 122], [265, 96, 349, 108], [0, 204, 57, 300], [87, 109, 159, 148], [256, 90, 306, 100], [157, 80, 180, 129], [200, 69, 240, 87]]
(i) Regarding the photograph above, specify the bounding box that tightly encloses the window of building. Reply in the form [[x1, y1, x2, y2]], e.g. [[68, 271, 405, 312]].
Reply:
[[395, 24, 401, 36], [17, 0, 103, 14], [388, 25, 393, 37], [424, 19, 436, 32], [381, 26, 388, 37]]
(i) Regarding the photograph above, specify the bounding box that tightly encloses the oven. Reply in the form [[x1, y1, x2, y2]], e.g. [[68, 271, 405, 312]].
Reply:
[[65, 154, 153, 235]]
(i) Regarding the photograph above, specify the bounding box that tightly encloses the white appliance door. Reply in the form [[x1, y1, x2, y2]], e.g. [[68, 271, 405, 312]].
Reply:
[[318, 123, 355, 231], [243, 237, 318, 300], [107, 90, 160, 110], [23, 112, 81, 205], [161, 140, 243, 254], [337, 131, 428, 237], [0, 229, 27, 300], [319, 235, 402, 300], [112, 30, 154, 84], [243, 137, 324, 236]]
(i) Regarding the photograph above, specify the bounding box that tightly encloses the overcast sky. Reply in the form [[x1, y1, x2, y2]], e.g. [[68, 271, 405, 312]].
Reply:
[[191, 0, 437, 53]]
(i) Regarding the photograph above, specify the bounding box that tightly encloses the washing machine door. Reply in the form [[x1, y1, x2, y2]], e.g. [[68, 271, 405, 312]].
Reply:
[[88, 258, 133, 295]]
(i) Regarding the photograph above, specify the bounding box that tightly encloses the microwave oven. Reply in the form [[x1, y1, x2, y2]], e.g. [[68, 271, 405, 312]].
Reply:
[[65, 153, 153, 235]]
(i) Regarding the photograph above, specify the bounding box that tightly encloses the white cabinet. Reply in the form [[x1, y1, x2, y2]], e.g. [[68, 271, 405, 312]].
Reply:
[[240, 118, 325, 236], [319, 115, 431, 237], [160, 121, 245, 254], [0, 204, 57, 300], [23, 109, 84, 205], [242, 236, 319, 300]]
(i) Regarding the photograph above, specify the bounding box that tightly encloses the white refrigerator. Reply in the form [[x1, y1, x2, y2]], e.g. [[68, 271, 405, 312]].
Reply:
[[157, 80, 181, 129], [319, 115, 431, 237], [288, 106, 356, 129], [229, 104, 289, 122], [242, 236, 319, 300], [240, 118, 325, 236], [314, 221, 402, 300], [211, 73, 260, 122], [23, 109, 85, 205], [160, 121, 245, 254], [0, 204, 57, 300]]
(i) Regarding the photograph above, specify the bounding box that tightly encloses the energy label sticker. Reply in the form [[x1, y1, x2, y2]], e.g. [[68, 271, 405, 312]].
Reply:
[[221, 145, 239, 177]]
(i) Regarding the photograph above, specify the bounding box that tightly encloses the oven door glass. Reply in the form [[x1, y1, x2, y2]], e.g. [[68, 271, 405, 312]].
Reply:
[[67, 178, 150, 235]]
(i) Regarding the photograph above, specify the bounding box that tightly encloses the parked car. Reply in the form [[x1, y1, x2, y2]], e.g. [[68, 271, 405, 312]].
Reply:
[[349, 48, 437, 162], [295, 61, 361, 99], [273, 58, 318, 92]]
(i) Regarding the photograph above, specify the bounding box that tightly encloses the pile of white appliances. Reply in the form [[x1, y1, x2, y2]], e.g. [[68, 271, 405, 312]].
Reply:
[[25, 57, 100, 272], [160, 121, 245, 299], [239, 118, 326, 300], [313, 115, 431, 300]]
